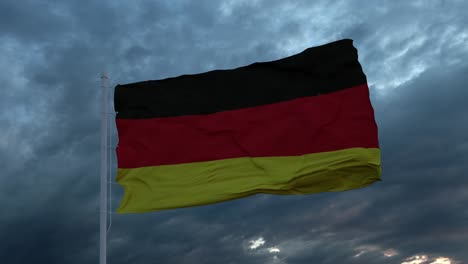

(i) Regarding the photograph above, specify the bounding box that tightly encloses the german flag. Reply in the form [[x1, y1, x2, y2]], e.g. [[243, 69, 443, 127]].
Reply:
[[114, 39, 381, 213]]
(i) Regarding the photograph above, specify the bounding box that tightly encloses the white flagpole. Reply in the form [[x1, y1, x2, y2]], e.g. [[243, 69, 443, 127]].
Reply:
[[100, 73, 109, 264]]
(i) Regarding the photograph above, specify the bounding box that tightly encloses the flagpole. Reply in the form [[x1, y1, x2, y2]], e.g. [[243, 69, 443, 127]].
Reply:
[[100, 73, 109, 264]]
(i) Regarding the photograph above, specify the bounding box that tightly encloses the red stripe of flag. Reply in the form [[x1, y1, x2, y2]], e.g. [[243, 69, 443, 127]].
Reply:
[[116, 84, 378, 168]]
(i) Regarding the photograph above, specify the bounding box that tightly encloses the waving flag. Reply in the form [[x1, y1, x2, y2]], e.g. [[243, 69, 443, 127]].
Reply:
[[114, 39, 381, 213]]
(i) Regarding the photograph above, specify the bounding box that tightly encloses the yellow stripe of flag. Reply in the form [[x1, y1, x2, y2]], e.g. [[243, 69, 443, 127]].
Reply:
[[117, 147, 381, 213]]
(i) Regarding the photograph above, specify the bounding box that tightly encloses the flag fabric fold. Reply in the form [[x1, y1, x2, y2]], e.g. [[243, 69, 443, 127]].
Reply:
[[114, 39, 381, 213]]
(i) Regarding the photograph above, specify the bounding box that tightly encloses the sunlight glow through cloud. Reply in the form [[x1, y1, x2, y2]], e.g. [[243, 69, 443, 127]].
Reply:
[[268, 247, 281, 253], [383, 248, 398, 257], [401, 255, 429, 264], [401, 255, 453, 264], [249, 237, 265, 250], [430, 257, 452, 264]]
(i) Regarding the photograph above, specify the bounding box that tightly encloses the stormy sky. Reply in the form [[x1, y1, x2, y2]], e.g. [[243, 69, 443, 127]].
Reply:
[[1, 0, 467, 263]]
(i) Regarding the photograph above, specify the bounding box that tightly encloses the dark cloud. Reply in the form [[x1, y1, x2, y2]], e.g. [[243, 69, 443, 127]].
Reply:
[[1, 0, 467, 263]]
